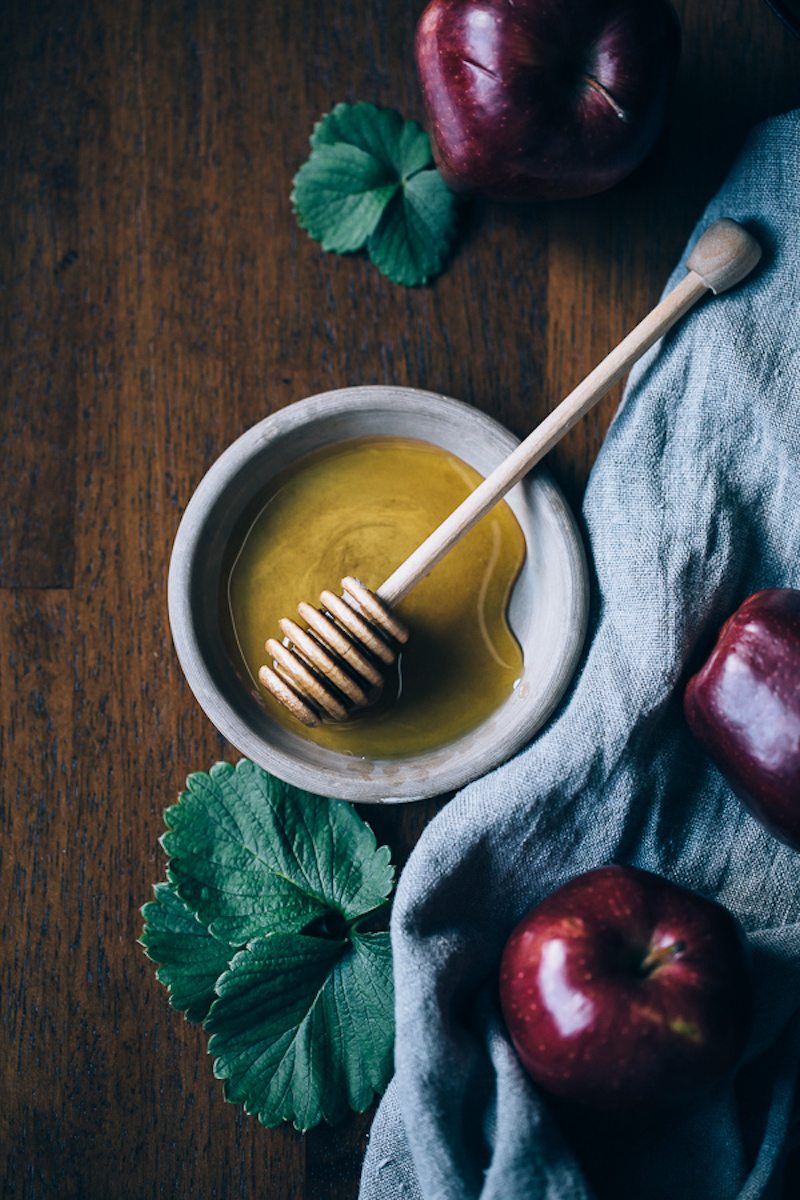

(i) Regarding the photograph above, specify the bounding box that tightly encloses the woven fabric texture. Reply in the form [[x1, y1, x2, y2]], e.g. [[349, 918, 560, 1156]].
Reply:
[[359, 111, 800, 1200]]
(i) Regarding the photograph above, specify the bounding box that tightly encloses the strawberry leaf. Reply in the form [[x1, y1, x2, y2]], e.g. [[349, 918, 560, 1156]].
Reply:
[[292, 144, 398, 253], [144, 760, 396, 1130], [292, 101, 457, 286], [368, 168, 457, 287], [162, 759, 394, 946], [206, 930, 394, 1131], [140, 881, 238, 1023]]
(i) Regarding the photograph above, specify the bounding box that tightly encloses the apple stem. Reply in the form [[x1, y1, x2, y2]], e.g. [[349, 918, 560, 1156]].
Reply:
[[582, 75, 628, 122], [640, 940, 686, 975]]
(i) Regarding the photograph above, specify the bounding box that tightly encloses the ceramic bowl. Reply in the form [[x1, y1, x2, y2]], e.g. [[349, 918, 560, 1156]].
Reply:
[[168, 386, 588, 802]]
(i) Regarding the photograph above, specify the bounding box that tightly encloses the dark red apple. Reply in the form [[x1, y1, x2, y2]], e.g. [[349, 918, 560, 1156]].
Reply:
[[685, 588, 800, 850], [499, 866, 751, 1109], [414, 0, 681, 200]]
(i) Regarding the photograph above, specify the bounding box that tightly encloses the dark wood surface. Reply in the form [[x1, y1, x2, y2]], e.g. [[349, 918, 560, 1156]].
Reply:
[[2, 2, 798, 1197]]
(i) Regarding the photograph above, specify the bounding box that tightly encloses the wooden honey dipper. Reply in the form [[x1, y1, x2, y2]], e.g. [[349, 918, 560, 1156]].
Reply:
[[260, 219, 761, 727]]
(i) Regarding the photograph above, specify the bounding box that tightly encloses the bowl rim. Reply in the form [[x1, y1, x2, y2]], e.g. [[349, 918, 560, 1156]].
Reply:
[[168, 385, 589, 802]]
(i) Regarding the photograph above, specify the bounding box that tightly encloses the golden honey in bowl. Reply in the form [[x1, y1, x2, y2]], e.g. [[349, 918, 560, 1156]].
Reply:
[[224, 436, 525, 758]]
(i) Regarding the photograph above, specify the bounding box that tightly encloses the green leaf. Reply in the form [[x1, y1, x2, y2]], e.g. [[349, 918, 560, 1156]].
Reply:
[[162, 759, 394, 948], [310, 101, 403, 160], [206, 931, 394, 1130], [368, 169, 458, 287], [310, 102, 432, 180], [395, 118, 437, 179], [292, 145, 398, 253], [140, 881, 238, 1023], [292, 101, 458, 286], [146, 759, 396, 1130]]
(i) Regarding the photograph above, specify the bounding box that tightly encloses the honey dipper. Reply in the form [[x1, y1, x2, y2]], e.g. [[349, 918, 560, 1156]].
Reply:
[[260, 219, 761, 727]]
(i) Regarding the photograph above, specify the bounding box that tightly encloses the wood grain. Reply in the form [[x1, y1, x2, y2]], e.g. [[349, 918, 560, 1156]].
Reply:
[[0, 1, 798, 1197]]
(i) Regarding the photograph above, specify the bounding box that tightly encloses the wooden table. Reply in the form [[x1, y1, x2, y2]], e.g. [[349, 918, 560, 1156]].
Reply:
[[2, 2, 798, 1196]]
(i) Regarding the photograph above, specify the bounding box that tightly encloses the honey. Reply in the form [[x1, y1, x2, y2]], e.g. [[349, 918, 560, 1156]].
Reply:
[[224, 437, 525, 758]]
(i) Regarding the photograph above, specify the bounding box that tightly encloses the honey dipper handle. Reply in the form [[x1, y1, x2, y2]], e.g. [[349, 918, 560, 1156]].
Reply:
[[377, 219, 761, 607]]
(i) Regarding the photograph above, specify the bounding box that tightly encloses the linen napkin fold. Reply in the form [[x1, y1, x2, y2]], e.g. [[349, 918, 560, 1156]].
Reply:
[[359, 111, 800, 1200]]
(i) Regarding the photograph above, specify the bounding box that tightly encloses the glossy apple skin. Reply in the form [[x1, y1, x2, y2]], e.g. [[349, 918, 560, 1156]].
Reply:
[[414, 0, 681, 200], [499, 866, 751, 1110], [685, 589, 800, 849]]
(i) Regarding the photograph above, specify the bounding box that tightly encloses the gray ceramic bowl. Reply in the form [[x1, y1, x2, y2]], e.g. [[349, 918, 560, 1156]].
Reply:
[[168, 386, 588, 802]]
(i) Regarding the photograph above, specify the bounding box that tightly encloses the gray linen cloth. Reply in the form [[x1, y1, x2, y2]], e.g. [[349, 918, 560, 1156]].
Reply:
[[359, 111, 800, 1200]]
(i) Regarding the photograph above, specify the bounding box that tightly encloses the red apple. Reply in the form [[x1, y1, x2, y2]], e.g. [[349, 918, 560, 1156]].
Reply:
[[414, 0, 681, 200], [685, 588, 800, 850], [499, 866, 751, 1109]]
